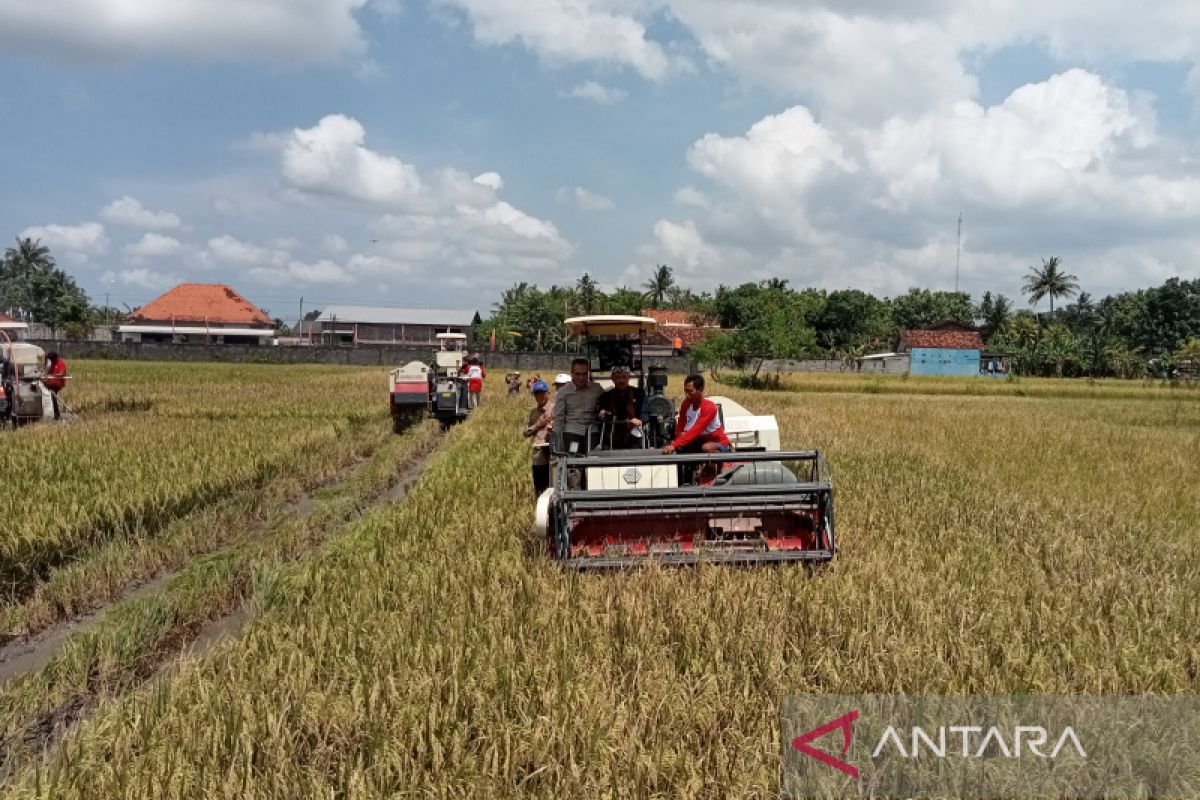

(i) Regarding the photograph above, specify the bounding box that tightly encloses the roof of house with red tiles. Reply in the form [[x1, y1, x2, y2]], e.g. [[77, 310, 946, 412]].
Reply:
[[899, 327, 985, 351], [0, 312, 26, 326], [641, 309, 719, 328], [641, 309, 721, 349], [129, 284, 273, 326]]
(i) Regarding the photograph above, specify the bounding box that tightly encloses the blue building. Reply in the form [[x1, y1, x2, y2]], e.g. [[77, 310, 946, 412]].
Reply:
[[898, 322, 985, 377]]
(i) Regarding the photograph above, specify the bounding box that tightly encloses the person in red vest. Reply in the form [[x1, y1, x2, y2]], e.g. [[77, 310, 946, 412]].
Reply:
[[661, 374, 730, 455], [43, 351, 68, 420]]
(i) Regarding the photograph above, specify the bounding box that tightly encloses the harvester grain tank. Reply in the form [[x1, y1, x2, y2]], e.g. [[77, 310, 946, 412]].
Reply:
[[388, 360, 431, 434], [534, 315, 836, 569]]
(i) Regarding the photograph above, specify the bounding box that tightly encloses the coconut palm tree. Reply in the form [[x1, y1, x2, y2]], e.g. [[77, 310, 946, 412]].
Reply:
[[1022, 257, 1080, 314], [642, 264, 675, 307], [575, 273, 601, 315]]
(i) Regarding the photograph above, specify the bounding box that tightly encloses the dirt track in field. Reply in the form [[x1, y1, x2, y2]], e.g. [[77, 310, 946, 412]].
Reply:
[[0, 433, 445, 782]]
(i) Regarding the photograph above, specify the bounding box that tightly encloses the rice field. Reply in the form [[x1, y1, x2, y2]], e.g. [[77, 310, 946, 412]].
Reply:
[[0, 364, 1197, 798]]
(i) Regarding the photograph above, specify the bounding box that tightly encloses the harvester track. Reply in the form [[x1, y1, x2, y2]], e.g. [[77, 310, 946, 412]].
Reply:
[[0, 427, 448, 784]]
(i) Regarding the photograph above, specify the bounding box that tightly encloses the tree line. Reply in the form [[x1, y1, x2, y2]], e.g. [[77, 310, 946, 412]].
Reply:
[[480, 261, 1200, 379], [4, 237, 1198, 377]]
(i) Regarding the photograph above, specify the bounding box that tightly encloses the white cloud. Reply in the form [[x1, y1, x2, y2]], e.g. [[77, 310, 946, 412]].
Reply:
[[271, 115, 575, 280], [0, 0, 369, 63], [557, 186, 616, 211], [438, 0, 673, 80], [280, 114, 424, 206], [323, 233, 349, 253], [640, 68, 1200, 299], [652, 219, 716, 270], [100, 196, 182, 230], [114, 267, 181, 291], [673, 186, 709, 208], [18, 221, 108, 265], [250, 259, 354, 286], [123, 233, 183, 260], [473, 171, 503, 190], [561, 81, 627, 104], [206, 234, 288, 268]]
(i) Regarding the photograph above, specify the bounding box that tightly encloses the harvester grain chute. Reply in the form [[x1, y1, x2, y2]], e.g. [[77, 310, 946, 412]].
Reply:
[[388, 332, 472, 432], [534, 315, 836, 569]]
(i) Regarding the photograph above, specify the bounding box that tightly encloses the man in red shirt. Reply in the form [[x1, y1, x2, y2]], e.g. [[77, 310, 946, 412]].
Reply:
[[661, 374, 731, 455], [43, 351, 68, 419]]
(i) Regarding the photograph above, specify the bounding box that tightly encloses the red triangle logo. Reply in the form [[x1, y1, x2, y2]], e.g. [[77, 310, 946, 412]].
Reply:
[[790, 709, 859, 779]]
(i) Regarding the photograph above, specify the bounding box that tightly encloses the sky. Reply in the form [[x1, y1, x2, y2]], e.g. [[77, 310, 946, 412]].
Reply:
[[2, 1, 1200, 320]]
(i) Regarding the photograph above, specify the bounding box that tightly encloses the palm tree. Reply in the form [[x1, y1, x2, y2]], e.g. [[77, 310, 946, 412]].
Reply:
[[2, 237, 57, 318], [1022, 256, 1080, 314], [575, 273, 600, 315], [642, 264, 675, 308]]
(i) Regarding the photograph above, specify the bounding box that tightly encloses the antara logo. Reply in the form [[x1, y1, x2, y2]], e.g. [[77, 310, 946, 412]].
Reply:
[[791, 709, 859, 779], [792, 710, 1087, 777]]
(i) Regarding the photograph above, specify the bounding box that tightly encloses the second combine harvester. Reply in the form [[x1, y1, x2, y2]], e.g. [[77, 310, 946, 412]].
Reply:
[[535, 315, 837, 569]]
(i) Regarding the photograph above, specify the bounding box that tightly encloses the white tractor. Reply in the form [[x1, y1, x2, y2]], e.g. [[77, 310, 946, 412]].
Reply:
[[1, 342, 59, 428], [387, 332, 473, 432], [534, 315, 837, 569]]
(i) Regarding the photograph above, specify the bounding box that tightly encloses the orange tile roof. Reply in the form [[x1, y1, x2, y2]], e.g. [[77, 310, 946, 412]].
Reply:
[[0, 312, 18, 324], [130, 284, 272, 326], [899, 329, 985, 350], [642, 309, 718, 327]]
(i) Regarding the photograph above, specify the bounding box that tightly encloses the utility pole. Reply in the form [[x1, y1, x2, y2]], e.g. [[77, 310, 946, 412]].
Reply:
[[955, 211, 962, 294], [298, 296, 304, 340]]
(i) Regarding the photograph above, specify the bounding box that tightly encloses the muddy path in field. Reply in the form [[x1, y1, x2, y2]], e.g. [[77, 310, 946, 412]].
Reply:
[[0, 432, 445, 784]]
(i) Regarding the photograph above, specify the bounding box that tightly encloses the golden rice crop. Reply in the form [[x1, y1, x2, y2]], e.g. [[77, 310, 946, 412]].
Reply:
[[0, 362, 387, 593], [3, 373, 1197, 798]]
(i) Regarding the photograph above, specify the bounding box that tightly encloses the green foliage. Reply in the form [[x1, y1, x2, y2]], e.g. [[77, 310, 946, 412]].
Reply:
[[890, 288, 974, 331], [813, 289, 891, 352], [1, 237, 92, 330], [976, 291, 1013, 343]]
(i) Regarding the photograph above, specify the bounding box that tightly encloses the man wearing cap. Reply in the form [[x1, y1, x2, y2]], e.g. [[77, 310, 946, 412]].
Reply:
[[552, 358, 603, 454], [523, 379, 554, 495], [596, 365, 647, 449]]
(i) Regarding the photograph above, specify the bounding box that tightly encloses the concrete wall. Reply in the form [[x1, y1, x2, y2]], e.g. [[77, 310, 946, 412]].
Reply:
[[30, 340, 699, 373], [752, 356, 910, 375]]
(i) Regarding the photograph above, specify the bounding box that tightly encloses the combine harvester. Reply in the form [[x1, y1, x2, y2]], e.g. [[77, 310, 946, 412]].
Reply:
[[388, 332, 473, 432], [0, 340, 60, 428], [535, 316, 837, 569]]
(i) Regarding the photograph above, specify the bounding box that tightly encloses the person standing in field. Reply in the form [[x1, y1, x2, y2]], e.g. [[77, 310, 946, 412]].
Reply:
[[43, 351, 68, 420], [465, 356, 485, 408], [523, 379, 554, 495], [552, 358, 603, 454], [661, 374, 730, 455]]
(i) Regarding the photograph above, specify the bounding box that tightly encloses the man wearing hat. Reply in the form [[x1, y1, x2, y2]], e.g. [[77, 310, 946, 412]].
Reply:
[[522, 379, 554, 495], [596, 365, 647, 449]]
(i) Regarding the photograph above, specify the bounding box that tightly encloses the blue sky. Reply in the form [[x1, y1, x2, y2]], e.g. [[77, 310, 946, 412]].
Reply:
[[2, 0, 1199, 320]]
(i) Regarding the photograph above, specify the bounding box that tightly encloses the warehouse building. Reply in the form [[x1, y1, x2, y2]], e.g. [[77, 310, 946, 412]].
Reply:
[[301, 305, 479, 346]]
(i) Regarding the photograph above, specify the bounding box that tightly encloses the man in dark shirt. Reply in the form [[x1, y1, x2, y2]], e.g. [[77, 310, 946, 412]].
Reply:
[[596, 365, 647, 449]]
